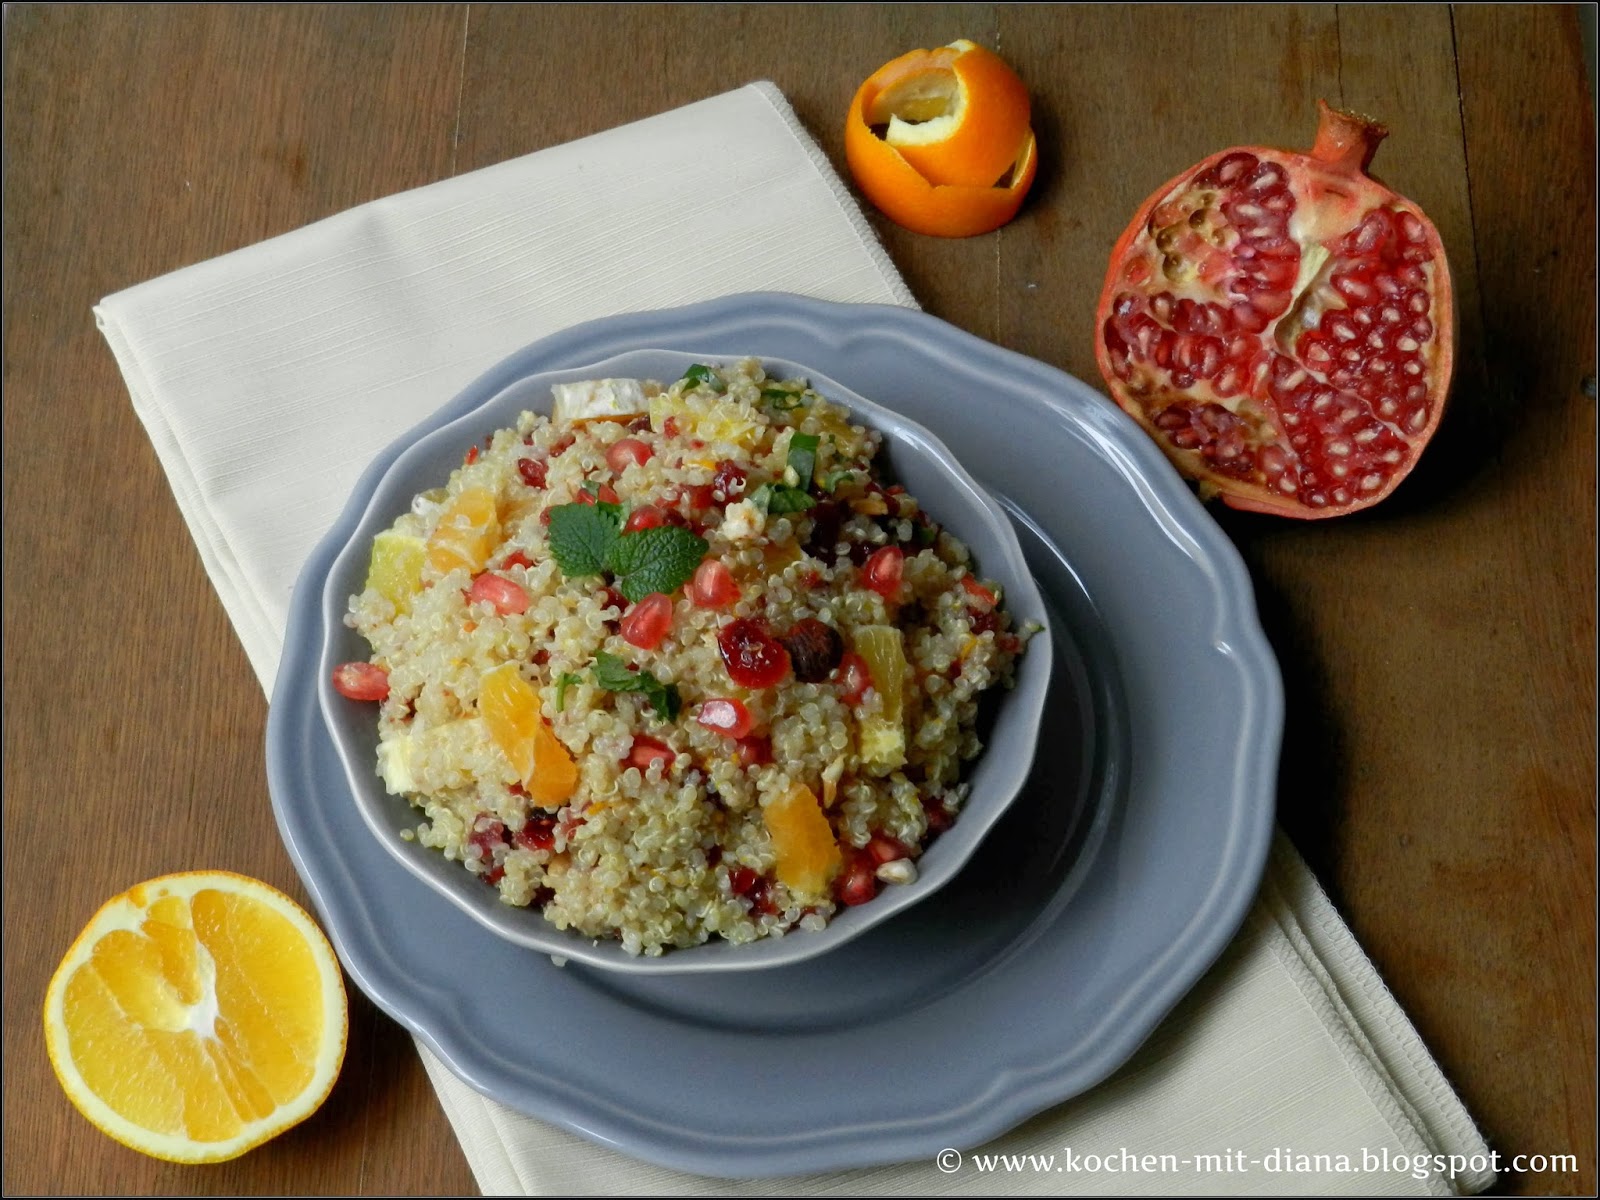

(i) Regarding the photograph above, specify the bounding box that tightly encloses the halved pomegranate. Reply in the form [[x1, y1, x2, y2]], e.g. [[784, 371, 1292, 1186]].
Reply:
[[1095, 101, 1453, 518]]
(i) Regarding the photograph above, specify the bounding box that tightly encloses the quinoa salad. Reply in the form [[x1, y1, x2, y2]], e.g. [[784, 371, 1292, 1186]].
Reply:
[[334, 359, 1030, 956]]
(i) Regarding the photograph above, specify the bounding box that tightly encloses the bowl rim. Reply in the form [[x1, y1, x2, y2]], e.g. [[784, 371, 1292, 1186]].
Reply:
[[315, 347, 1054, 974]]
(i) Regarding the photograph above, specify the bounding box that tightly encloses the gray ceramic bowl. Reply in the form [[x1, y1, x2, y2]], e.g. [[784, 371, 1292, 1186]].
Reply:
[[317, 349, 1052, 974]]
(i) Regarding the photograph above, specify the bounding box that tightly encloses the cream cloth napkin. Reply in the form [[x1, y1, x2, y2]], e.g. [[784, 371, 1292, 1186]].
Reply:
[[96, 82, 1493, 1196]]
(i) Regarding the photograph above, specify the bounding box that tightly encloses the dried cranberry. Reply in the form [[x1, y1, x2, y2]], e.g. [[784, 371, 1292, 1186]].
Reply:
[[517, 457, 549, 488], [778, 618, 843, 683], [802, 500, 843, 560], [718, 618, 790, 688], [967, 608, 1001, 635], [734, 735, 772, 769]]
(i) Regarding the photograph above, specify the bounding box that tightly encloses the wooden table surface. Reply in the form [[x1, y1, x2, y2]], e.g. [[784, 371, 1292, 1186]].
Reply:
[[3, 4, 1594, 1195]]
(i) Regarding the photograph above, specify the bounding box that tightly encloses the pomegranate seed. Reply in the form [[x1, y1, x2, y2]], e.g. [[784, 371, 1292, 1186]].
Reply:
[[728, 865, 762, 897], [467, 572, 530, 615], [689, 559, 740, 608], [959, 575, 997, 608], [332, 662, 389, 701], [600, 586, 628, 613], [923, 799, 954, 835], [835, 652, 872, 705], [862, 545, 905, 600], [627, 735, 676, 771], [867, 833, 911, 865], [835, 849, 878, 907], [681, 483, 717, 512], [501, 550, 534, 570], [711, 459, 748, 501], [624, 504, 671, 533], [466, 815, 508, 860], [549, 434, 575, 457], [517, 457, 548, 488], [515, 815, 557, 852], [464, 445, 480, 465], [620, 592, 674, 650], [717, 618, 790, 689], [662, 417, 680, 438], [697, 697, 754, 739], [734, 735, 772, 768], [606, 438, 654, 472], [575, 482, 621, 506]]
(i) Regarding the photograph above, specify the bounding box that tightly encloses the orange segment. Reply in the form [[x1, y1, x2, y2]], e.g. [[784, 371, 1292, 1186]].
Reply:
[[42, 871, 347, 1164], [479, 663, 578, 806], [865, 39, 1031, 188], [846, 39, 1037, 237], [426, 485, 500, 576], [763, 784, 843, 899], [528, 719, 579, 806]]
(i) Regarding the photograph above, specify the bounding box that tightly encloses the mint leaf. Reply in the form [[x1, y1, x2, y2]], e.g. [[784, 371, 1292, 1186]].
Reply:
[[547, 502, 623, 577], [786, 432, 819, 491], [820, 468, 856, 493], [554, 672, 583, 713], [592, 652, 681, 722], [609, 526, 708, 603]]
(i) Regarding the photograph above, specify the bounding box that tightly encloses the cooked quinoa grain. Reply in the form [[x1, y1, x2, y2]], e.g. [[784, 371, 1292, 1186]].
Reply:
[[339, 359, 1027, 955]]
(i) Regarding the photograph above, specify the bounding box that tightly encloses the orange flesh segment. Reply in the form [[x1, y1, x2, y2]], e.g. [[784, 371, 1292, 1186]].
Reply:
[[763, 784, 842, 898], [426, 485, 500, 576], [479, 663, 577, 805]]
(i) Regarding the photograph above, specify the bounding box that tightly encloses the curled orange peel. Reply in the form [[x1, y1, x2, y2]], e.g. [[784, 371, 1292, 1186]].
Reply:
[[845, 39, 1037, 238]]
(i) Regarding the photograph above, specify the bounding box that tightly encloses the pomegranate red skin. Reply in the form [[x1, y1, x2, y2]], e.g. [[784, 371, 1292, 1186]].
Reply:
[[1095, 101, 1455, 519]]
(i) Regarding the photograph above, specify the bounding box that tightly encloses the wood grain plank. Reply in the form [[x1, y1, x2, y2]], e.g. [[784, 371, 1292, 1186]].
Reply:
[[1, 5, 473, 1196], [1447, 5, 1597, 1195], [454, 2, 1004, 332]]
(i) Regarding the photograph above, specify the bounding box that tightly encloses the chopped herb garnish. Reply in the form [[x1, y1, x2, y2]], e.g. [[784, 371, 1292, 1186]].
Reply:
[[820, 468, 857, 493], [680, 364, 724, 391], [609, 525, 710, 603], [915, 521, 939, 546], [760, 387, 805, 411], [592, 652, 682, 721], [554, 672, 583, 712], [547, 502, 624, 577], [786, 432, 819, 491], [749, 482, 815, 515]]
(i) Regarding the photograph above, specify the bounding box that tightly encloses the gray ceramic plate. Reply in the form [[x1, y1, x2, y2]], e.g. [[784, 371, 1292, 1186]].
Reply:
[[266, 293, 1281, 1178], [316, 350, 1054, 972]]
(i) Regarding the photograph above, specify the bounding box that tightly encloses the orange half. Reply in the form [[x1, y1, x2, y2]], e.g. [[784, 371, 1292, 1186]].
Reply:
[[846, 39, 1037, 238]]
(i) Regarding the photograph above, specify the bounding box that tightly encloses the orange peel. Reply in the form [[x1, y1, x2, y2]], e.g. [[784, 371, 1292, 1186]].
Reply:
[[845, 39, 1037, 238]]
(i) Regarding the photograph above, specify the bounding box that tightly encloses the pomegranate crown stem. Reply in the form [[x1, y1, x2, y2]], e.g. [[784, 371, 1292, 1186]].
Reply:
[[1310, 98, 1388, 173]]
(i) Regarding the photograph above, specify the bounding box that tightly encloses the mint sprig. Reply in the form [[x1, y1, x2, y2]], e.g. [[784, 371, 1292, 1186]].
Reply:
[[547, 501, 709, 600], [592, 652, 682, 722], [786, 432, 819, 491]]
